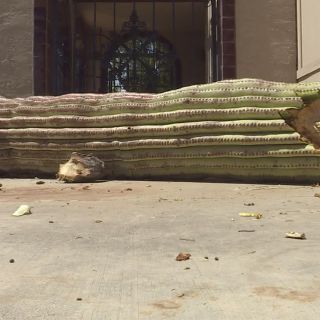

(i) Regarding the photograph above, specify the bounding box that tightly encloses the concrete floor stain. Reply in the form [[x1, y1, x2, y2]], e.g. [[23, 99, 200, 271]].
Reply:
[[254, 286, 318, 303]]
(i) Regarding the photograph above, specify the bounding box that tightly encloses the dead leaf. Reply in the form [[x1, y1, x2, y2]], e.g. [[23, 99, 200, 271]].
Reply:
[[176, 252, 191, 261], [285, 232, 306, 240], [239, 212, 263, 219], [12, 205, 32, 217], [179, 238, 195, 242]]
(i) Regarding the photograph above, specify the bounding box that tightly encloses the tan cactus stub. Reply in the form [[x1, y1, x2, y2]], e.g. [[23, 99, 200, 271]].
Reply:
[[280, 98, 320, 149], [1, 78, 320, 182], [57, 152, 105, 183]]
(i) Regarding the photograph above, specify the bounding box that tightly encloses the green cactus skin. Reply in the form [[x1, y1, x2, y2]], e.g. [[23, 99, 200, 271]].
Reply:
[[0, 108, 296, 127], [1, 78, 320, 182]]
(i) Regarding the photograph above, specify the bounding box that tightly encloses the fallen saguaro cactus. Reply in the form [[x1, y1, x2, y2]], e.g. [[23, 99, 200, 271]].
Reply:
[[1, 78, 320, 182]]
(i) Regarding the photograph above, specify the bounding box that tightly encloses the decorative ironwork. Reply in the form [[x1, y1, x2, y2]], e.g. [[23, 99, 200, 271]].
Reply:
[[102, 8, 177, 93], [121, 8, 147, 33], [34, 0, 209, 96]]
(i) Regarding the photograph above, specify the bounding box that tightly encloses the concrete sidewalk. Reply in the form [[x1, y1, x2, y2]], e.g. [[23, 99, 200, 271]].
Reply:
[[0, 179, 319, 319]]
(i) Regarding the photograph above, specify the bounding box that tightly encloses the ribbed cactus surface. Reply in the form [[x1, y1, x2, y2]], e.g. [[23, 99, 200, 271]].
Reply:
[[1, 78, 320, 182]]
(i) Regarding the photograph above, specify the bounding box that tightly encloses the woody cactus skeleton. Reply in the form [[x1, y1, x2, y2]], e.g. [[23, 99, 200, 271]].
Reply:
[[1, 78, 320, 182]]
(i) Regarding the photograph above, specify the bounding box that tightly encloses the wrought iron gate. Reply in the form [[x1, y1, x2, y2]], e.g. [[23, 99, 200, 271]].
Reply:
[[34, 0, 217, 95], [103, 7, 177, 93]]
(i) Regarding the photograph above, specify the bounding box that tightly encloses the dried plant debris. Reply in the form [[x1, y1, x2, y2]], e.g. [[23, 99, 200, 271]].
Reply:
[[12, 205, 32, 217], [285, 232, 306, 240], [179, 238, 195, 242], [57, 152, 104, 183], [239, 212, 263, 219], [176, 253, 191, 261]]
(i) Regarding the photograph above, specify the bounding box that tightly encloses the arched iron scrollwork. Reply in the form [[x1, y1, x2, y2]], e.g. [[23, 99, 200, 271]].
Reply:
[[102, 9, 178, 93]]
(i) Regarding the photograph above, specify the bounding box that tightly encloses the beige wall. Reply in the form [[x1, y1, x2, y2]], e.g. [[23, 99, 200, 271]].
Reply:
[[297, 0, 320, 82], [0, 0, 33, 97], [300, 72, 320, 82], [235, 0, 297, 82]]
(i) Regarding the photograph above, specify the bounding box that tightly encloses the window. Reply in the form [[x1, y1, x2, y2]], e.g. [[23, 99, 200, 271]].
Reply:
[[34, 0, 209, 95], [104, 10, 177, 93]]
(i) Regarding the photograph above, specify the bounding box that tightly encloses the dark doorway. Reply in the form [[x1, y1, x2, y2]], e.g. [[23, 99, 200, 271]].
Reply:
[[34, 0, 211, 95], [103, 9, 177, 93]]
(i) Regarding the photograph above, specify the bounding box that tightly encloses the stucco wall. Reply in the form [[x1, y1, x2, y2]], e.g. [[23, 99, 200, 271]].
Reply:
[[0, 0, 33, 97], [297, 0, 320, 82], [300, 72, 320, 82], [235, 0, 297, 82]]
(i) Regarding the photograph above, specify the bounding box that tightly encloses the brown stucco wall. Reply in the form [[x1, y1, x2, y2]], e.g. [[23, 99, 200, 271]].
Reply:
[[0, 0, 33, 97], [235, 0, 297, 82]]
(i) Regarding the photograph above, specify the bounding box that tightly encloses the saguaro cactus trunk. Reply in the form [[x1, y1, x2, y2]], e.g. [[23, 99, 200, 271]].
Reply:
[[1, 78, 320, 182]]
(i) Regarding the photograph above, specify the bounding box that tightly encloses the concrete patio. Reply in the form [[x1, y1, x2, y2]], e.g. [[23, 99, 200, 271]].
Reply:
[[0, 179, 319, 319]]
